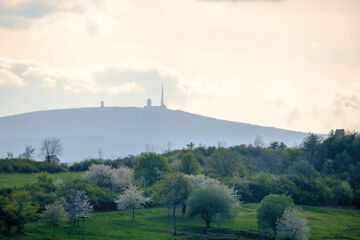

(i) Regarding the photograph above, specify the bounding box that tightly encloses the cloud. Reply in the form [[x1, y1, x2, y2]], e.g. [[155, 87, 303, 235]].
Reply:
[[0, 0, 54, 28], [0, 57, 186, 102], [0, 68, 27, 87]]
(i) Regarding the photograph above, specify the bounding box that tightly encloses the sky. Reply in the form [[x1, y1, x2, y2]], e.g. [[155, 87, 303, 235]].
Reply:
[[0, 0, 359, 134]]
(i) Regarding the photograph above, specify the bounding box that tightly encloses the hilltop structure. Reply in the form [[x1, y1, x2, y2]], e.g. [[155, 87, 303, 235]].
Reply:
[[144, 84, 167, 110]]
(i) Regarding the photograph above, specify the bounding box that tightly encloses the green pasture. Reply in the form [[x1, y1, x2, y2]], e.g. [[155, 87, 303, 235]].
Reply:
[[1, 204, 359, 240]]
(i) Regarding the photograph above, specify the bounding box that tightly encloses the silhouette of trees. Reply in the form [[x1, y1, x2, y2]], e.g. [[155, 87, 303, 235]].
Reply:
[[40, 138, 63, 163]]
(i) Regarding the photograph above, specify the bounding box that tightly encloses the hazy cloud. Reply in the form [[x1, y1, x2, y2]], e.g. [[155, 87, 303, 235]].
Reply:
[[0, 68, 27, 87], [0, 0, 54, 28], [0, 57, 186, 101]]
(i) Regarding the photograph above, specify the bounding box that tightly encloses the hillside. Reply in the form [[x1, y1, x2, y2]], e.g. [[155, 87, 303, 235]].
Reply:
[[0, 107, 308, 162]]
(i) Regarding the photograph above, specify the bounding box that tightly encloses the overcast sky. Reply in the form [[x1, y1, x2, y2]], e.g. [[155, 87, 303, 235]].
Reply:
[[0, 0, 359, 133]]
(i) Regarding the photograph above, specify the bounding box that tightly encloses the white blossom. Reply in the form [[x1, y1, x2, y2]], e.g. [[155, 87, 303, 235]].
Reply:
[[276, 208, 310, 240], [114, 185, 151, 220]]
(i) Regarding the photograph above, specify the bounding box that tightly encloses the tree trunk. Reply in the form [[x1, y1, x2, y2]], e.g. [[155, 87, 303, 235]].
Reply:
[[206, 220, 211, 228], [132, 208, 135, 221], [167, 207, 170, 220], [53, 225, 56, 239], [181, 203, 186, 216], [173, 207, 177, 235]]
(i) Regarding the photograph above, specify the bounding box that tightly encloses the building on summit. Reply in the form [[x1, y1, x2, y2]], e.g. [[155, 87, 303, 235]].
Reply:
[[144, 84, 167, 110]]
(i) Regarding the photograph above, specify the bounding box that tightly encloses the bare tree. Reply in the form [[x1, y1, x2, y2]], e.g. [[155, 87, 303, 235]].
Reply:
[[19, 145, 35, 159], [167, 141, 172, 153], [40, 138, 63, 163], [97, 148, 104, 161]]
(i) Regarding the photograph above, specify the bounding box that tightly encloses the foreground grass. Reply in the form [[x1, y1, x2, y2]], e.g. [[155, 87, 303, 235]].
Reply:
[[1, 204, 359, 240], [0, 172, 83, 188]]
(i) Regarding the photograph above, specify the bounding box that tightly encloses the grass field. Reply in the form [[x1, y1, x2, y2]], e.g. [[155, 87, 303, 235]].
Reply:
[[1, 204, 359, 240], [0, 172, 83, 188]]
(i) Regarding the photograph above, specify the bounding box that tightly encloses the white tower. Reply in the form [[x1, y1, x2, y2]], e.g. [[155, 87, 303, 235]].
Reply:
[[161, 83, 164, 107]]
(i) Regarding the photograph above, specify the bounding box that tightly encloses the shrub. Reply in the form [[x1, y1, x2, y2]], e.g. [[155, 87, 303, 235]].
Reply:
[[257, 194, 294, 234]]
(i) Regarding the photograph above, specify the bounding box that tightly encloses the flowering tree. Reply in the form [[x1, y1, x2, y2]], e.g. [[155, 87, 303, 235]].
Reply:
[[63, 190, 92, 226], [85, 164, 113, 188], [40, 201, 68, 238], [111, 167, 134, 192], [85, 164, 133, 192], [276, 208, 310, 240], [114, 186, 150, 220]]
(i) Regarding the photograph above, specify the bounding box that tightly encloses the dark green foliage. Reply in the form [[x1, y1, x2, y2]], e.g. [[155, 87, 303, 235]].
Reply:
[[179, 152, 200, 175], [69, 159, 103, 172], [207, 148, 242, 178], [257, 194, 294, 234], [0, 158, 66, 174], [2, 190, 38, 233], [134, 153, 169, 186], [24, 172, 58, 211]]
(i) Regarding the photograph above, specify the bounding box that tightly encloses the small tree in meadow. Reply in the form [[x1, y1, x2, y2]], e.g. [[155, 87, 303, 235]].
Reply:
[[187, 184, 237, 231], [40, 201, 68, 239], [154, 173, 192, 235], [276, 207, 309, 240], [63, 190, 92, 226], [114, 185, 150, 220], [257, 194, 294, 235]]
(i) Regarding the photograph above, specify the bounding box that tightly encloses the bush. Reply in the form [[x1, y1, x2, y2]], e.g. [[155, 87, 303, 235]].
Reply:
[[257, 194, 294, 234], [0, 158, 66, 174]]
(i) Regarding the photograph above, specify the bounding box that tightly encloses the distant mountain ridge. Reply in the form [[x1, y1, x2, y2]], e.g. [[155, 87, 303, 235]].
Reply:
[[0, 107, 309, 162]]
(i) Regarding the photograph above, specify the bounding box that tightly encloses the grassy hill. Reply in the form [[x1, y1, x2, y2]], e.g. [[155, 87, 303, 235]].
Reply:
[[1, 204, 359, 240], [0, 172, 83, 188]]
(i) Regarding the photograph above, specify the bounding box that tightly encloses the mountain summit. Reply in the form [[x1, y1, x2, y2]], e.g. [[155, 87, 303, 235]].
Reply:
[[0, 107, 308, 162]]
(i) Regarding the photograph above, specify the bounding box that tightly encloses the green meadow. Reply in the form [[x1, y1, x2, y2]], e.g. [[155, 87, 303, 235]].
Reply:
[[0, 172, 83, 188], [1, 204, 359, 240]]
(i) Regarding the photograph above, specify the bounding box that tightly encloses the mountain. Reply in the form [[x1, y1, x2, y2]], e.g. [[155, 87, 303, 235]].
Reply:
[[0, 107, 309, 162]]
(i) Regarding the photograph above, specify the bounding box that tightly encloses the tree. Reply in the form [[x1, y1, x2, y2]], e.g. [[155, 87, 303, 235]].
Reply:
[[154, 173, 192, 235], [257, 194, 294, 235], [207, 148, 241, 178], [134, 153, 169, 186], [179, 152, 200, 175], [19, 145, 35, 159], [85, 164, 113, 188], [114, 185, 150, 220], [276, 208, 309, 240], [187, 184, 237, 230], [63, 190, 92, 226], [85, 164, 133, 192], [186, 142, 195, 150], [111, 167, 134, 192], [41, 138, 63, 163], [40, 201, 68, 239], [302, 134, 326, 193], [3, 190, 38, 233]]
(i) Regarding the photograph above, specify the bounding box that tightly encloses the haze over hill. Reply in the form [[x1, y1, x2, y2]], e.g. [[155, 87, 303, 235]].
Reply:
[[0, 105, 310, 162]]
